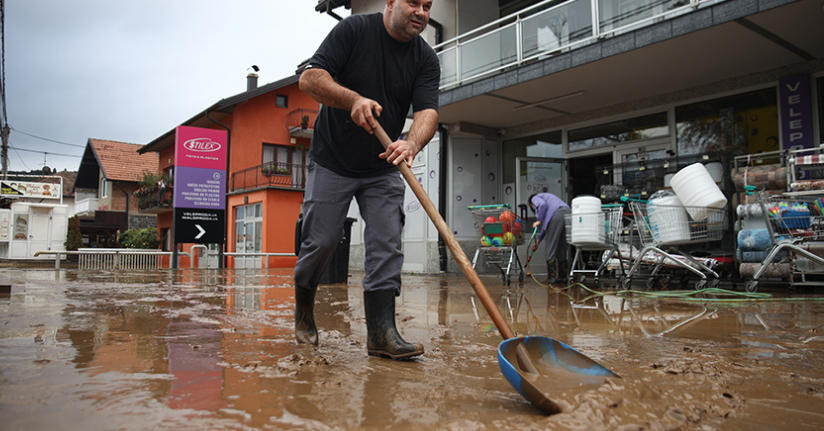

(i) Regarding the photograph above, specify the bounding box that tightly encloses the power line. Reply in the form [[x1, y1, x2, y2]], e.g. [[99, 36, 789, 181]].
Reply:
[[8, 146, 82, 158], [9, 127, 86, 148], [12, 149, 30, 170]]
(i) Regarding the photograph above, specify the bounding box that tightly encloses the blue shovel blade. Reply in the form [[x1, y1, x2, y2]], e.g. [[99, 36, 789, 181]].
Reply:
[[498, 336, 619, 414]]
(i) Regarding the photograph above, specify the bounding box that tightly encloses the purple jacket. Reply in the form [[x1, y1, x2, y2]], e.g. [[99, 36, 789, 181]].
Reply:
[[531, 193, 569, 241]]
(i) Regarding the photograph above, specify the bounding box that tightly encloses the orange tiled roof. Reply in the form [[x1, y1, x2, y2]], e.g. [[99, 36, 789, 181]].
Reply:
[[89, 139, 158, 182]]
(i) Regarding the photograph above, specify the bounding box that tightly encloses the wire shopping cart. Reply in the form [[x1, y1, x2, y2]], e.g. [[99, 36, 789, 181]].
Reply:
[[623, 200, 725, 290], [564, 204, 626, 286], [468, 204, 525, 285], [743, 194, 824, 292]]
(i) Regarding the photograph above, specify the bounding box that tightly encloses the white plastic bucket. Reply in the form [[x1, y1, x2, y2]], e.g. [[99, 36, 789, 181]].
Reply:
[[647, 196, 690, 244], [571, 196, 601, 214], [670, 163, 727, 220], [570, 212, 605, 245]]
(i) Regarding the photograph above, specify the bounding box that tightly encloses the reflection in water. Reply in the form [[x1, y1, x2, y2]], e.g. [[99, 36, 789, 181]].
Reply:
[[166, 321, 224, 411], [1, 269, 823, 430]]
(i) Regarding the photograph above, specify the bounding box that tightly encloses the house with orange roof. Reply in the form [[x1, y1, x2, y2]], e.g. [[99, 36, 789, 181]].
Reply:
[[73, 139, 160, 248], [138, 73, 315, 269]]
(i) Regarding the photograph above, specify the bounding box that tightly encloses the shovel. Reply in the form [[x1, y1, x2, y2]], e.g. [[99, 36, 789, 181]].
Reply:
[[372, 122, 619, 415]]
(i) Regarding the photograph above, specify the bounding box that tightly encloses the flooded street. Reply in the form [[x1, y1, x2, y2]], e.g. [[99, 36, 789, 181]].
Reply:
[[1, 268, 823, 430]]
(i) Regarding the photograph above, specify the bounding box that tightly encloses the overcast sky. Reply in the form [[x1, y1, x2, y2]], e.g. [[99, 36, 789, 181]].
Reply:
[[3, 0, 346, 173]]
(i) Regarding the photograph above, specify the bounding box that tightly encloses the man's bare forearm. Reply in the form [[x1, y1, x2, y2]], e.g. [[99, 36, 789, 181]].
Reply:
[[300, 68, 383, 133], [405, 109, 439, 154], [299, 68, 359, 111]]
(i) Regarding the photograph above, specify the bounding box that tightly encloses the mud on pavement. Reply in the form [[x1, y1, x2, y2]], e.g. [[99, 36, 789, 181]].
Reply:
[[1, 268, 823, 430]]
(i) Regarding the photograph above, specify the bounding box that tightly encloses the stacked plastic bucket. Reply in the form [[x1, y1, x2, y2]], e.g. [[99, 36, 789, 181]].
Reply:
[[570, 196, 605, 245], [647, 191, 690, 244], [646, 163, 727, 245], [670, 163, 727, 220]]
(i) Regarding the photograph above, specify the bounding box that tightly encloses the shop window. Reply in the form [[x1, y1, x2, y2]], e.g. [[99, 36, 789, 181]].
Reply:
[[675, 88, 778, 156], [568, 112, 668, 152], [502, 130, 562, 184], [12, 214, 28, 240]]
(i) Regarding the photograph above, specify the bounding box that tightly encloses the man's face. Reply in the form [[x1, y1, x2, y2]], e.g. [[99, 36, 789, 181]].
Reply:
[[387, 0, 432, 42]]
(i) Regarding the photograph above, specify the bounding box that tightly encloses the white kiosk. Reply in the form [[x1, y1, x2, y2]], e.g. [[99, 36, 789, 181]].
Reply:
[[0, 178, 68, 260]]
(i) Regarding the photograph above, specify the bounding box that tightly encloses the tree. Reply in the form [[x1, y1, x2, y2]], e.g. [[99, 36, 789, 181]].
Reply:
[[118, 227, 160, 249], [64, 216, 83, 262]]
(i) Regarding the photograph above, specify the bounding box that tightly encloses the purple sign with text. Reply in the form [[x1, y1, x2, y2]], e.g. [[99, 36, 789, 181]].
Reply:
[[173, 166, 226, 210], [173, 126, 227, 245], [779, 74, 814, 150]]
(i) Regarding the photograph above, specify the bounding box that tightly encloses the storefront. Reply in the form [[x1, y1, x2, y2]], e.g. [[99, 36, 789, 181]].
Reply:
[[500, 74, 822, 205], [0, 179, 68, 260]]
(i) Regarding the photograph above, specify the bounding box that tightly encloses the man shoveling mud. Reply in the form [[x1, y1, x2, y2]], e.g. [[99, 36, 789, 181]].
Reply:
[[294, 0, 440, 359]]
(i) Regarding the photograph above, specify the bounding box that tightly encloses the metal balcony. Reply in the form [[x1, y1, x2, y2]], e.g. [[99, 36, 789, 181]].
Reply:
[[230, 162, 307, 193], [136, 188, 173, 214], [287, 108, 318, 139]]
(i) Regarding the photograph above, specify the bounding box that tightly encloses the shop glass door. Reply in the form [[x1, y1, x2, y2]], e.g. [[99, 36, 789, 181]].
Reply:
[[515, 157, 566, 216], [515, 157, 565, 267], [234, 203, 262, 269]]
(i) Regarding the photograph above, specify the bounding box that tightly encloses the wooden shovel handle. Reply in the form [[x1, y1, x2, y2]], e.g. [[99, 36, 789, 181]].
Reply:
[[372, 123, 516, 340]]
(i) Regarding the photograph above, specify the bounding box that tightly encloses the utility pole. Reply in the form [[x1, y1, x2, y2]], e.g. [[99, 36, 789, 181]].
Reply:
[[1, 0, 8, 180], [1, 124, 8, 180]]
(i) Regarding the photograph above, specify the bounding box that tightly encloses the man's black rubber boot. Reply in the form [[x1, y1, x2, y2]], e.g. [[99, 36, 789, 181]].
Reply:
[[558, 260, 570, 282], [546, 259, 559, 284], [364, 290, 424, 360], [295, 286, 318, 345]]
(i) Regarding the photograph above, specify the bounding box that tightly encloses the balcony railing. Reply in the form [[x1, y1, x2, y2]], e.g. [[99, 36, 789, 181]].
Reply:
[[231, 161, 307, 192], [287, 108, 318, 138], [75, 197, 99, 216], [435, 0, 722, 89], [287, 108, 318, 130], [136, 187, 173, 213]]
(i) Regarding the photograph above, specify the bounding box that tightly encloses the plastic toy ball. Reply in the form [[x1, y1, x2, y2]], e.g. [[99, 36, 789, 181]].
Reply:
[[484, 216, 498, 224], [491, 236, 503, 246], [499, 211, 515, 224], [480, 236, 492, 246], [512, 221, 522, 235], [502, 232, 515, 245]]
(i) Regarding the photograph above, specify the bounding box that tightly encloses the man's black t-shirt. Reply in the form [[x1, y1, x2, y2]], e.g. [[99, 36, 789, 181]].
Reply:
[[305, 13, 440, 178]]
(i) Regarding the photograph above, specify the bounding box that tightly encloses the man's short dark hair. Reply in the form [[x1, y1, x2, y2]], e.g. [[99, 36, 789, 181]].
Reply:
[[528, 193, 538, 212]]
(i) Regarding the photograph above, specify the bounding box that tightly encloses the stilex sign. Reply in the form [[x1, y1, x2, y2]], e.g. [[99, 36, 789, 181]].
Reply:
[[173, 126, 227, 244]]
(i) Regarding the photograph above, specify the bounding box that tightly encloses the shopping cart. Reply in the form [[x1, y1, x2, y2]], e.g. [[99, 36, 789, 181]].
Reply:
[[744, 194, 824, 292], [468, 204, 525, 285], [564, 204, 626, 286], [623, 201, 725, 290]]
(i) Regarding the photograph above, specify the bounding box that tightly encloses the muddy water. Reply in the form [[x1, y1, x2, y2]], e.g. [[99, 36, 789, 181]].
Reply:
[[1, 269, 823, 430]]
